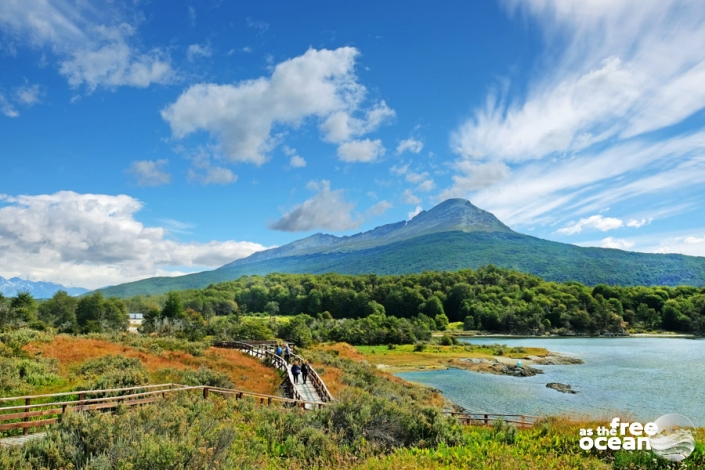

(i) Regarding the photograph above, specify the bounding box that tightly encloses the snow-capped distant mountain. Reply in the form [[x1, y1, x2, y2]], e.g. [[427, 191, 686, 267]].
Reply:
[[0, 276, 89, 298]]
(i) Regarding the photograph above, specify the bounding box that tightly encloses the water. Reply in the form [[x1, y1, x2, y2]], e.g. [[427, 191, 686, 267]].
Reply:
[[396, 337, 705, 426]]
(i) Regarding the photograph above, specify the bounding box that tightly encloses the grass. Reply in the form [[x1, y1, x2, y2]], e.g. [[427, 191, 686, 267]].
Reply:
[[354, 343, 549, 371]]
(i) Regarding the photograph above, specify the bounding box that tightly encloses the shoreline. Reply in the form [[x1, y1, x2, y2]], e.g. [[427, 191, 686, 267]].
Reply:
[[375, 351, 582, 375], [436, 332, 698, 339]]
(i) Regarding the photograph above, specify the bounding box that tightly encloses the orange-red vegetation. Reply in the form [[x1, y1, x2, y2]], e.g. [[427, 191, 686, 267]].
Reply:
[[24, 336, 281, 395]]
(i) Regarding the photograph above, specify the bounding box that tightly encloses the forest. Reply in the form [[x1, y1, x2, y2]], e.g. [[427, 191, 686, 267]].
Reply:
[[4, 266, 703, 345]]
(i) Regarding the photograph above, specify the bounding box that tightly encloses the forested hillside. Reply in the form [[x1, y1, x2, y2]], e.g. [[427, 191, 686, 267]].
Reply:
[[120, 266, 705, 337]]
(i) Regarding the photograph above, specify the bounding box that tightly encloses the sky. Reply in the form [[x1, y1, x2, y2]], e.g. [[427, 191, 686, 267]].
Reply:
[[1, 0, 705, 290]]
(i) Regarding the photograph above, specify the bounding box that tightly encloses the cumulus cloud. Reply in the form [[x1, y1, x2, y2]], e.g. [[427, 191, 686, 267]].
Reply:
[[396, 138, 423, 154], [163, 47, 392, 166], [269, 180, 362, 232], [557, 215, 623, 235], [366, 200, 393, 217], [0, 1, 174, 91], [289, 155, 306, 168], [188, 166, 236, 185], [0, 191, 267, 289], [320, 101, 395, 143], [408, 206, 422, 220], [601, 237, 635, 250], [647, 234, 705, 257], [441, 0, 705, 230], [127, 159, 171, 187], [337, 138, 385, 163]]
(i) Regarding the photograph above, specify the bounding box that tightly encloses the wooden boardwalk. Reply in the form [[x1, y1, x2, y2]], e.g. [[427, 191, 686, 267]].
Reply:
[[213, 340, 335, 405], [0, 339, 540, 447]]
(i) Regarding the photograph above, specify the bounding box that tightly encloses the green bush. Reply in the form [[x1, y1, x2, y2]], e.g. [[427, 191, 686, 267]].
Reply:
[[75, 355, 149, 391], [413, 342, 427, 352]]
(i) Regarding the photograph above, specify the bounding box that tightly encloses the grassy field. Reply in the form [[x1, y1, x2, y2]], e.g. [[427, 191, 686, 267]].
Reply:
[[354, 343, 549, 371]]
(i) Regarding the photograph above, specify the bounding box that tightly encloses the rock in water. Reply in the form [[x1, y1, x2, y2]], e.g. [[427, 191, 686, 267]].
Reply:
[[546, 382, 577, 394]]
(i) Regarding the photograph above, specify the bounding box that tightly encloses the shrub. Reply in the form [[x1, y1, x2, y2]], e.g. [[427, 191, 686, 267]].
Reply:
[[75, 355, 149, 391], [413, 342, 427, 352]]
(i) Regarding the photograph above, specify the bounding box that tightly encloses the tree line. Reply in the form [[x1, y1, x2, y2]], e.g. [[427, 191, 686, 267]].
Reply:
[[123, 266, 705, 335]]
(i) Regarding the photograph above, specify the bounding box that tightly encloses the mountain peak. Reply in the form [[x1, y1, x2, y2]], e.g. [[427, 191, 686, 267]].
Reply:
[[406, 199, 513, 234]]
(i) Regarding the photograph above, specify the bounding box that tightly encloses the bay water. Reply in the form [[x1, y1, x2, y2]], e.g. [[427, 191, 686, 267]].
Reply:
[[396, 337, 705, 426]]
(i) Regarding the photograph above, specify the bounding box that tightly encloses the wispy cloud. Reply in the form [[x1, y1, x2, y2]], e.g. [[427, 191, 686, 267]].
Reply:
[[127, 159, 171, 187], [441, 0, 705, 234]]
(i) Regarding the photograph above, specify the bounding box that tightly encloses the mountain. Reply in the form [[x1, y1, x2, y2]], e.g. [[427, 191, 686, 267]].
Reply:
[[0, 276, 89, 299], [97, 199, 705, 297]]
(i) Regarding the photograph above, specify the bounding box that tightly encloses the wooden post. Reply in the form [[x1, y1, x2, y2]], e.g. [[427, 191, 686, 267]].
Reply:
[[203, 387, 209, 399], [484, 414, 488, 426], [22, 398, 30, 435], [267, 397, 272, 406], [521, 416, 526, 428], [78, 393, 85, 412], [60, 404, 67, 422]]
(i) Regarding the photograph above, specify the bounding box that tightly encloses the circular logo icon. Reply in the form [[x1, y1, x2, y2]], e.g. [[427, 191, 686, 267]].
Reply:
[[649, 414, 696, 462]]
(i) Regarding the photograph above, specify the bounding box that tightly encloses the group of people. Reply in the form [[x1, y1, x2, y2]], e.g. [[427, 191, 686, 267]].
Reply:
[[274, 343, 310, 384]]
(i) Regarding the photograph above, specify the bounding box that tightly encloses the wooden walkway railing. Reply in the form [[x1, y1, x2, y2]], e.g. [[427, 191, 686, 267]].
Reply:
[[213, 340, 335, 403], [445, 412, 541, 428], [0, 383, 327, 436]]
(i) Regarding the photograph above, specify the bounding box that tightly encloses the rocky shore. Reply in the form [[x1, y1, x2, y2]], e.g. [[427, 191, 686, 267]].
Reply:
[[454, 357, 543, 376]]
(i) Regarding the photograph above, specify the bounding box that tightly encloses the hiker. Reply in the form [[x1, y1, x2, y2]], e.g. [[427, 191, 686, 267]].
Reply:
[[276, 345, 282, 357], [301, 362, 310, 385], [291, 362, 301, 384], [284, 344, 291, 363]]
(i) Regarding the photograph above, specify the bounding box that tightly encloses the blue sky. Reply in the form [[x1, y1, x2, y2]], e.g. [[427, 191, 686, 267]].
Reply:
[[1, 0, 705, 289]]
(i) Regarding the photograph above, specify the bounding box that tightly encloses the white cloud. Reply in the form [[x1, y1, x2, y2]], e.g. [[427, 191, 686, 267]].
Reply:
[[289, 155, 306, 168], [0, 2, 174, 91], [0, 191, 268, 289], [163, 47, 391, 166], [627, 218, 653, 228], [408, 206, 422, 220], [396, 138, 423, 154], [127, 159, 171, 187], [405, 171, 428, 184], [454, 1, 705, 161], [14, 84, 41, 105], [390, 163, 409, 175], [321, 101, 395, 143], [269, 180, 361, 232], [336, 138, 385, 163], [366, 200, 393, 217], [186, 43, 212, 61], [557, 215, 623, 235], [0, 94, 18, 117], [647, 234, 705, 257], [417, 179, 435, 192], [601, 237, 635, 250], [402, 189, 421, 205], [442, 0, 705, 229], [188, 166, 236, 185]]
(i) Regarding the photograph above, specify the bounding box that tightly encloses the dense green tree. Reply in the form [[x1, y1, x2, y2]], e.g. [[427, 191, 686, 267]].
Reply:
[[38, 290, 78, 332], [161, 292, 184, 319]]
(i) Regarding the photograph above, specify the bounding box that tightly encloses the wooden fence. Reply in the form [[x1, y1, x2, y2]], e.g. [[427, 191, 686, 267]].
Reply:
[[0, 383, 327, 436], [446, 412, 541, 428]]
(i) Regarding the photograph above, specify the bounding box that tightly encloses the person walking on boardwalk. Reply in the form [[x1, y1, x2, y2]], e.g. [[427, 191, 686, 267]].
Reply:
[[301, 362, 310, 385], [276, 345, 282, 357], [291, 362, 301, 384], [283, 344, 291, 364]]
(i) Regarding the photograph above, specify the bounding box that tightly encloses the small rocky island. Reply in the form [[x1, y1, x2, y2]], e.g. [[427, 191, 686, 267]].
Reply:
[[546, 382, 578, 394]]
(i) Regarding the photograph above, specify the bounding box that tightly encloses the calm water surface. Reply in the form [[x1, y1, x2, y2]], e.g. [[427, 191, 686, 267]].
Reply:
[[396, 337, 705, 426]]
